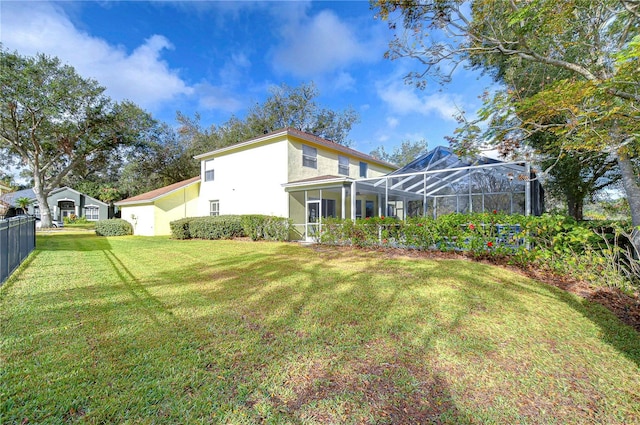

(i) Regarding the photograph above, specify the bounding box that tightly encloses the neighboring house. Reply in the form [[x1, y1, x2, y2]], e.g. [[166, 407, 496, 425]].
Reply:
[[0, 183, 11, 217], [115, 176, 200, 236], [1, 187, 110, 221], [117, 128, 397, 238], [0, 182, 12, 196]]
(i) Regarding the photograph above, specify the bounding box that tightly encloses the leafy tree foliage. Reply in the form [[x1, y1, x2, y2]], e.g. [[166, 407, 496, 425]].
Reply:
[[0, 49, 157, 227], [116, 122, 198, 198], [373, 0, 640, 248], [15, 197, 33, 214], [541, 152, 620, 220], [179, 82, 359, 154], [370, 139, 429, 166]]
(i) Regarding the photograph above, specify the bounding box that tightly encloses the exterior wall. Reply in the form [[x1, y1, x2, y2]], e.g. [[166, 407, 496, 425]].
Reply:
[[121, 204, 156, 236], [119, 183, 200, 236], [47, 189, 108, 221], [287, 139, 394, 182], [198, 139, 289, 217], [153, 184, 200, 235]]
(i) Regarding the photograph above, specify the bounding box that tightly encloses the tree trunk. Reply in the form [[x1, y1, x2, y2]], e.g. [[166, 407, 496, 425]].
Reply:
[[32, 172, 53, 228], [567, 197, 584, 221], [617, 153, 640, 255]]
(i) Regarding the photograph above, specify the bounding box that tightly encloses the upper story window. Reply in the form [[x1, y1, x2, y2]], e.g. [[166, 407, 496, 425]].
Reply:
[[204, 159, 215, 182], [338, 155, 349, 176], [359, 161, 368, 178], [302, 145, 317, 169]]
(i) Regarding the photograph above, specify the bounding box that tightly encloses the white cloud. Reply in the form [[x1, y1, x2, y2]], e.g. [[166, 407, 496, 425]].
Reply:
[[1, 2, 192, 111], [195, 83, 244, 113], [376, 80, 463, 122], [386, 117, 399, 129], [271, 9, 381, 78]]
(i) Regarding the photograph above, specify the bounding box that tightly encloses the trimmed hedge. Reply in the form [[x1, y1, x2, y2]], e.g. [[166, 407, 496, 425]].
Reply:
[[319, 213, 639, 291], [241, 215, 291, 241], [169, 214, 291, 241], [95, 219, 133, 236], [170, 217, 197, 240], [188, 215, 245, 240]]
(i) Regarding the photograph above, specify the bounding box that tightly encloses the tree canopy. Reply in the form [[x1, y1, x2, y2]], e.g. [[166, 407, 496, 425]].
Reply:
[[370, 139, 429, 166], [0, 49, 157, 226], [182, 82, 359, 154], [373, 0, 640, 246]]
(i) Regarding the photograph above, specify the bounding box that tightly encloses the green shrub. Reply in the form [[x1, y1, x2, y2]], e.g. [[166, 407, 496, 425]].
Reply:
[[95, 219, 133, 236], [318, 213, 639, 292], [170, 217, 197, 239], [64, 215, 89, 225], [241, 215, 291, 241], [189, 215, 245, 240]]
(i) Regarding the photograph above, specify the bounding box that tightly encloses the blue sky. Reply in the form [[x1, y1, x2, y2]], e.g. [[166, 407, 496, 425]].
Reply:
[[1, 0, 494, 156]]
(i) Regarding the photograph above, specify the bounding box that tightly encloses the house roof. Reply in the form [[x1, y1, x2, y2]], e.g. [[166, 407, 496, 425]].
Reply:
[[49, 187, 109, 207], [0, 187, 109, 207], [0, 188, 36, 205], [283, 175, 353, 188], [115, 176, 201, 206], [194, 127, 398, 170]]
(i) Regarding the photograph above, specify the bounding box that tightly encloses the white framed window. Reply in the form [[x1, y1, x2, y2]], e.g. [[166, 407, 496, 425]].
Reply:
[[359, 161, 368, 178], [302, 145, 317, 169], [84, 206, 99, 221], [204, 159, 215, 182], [209, 200, 219, 216], [338, 155, 349, 176]]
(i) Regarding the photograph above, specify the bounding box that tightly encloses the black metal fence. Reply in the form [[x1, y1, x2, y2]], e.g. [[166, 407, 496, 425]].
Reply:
[[0, 216, 36, 285]]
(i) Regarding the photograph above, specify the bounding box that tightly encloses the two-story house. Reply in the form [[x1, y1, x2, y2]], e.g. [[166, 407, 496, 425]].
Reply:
[[117, 128, 397, 238]]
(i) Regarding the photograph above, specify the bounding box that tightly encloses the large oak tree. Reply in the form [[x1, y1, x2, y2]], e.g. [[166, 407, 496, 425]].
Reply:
[[0, 49, 155, 227], [373, 0, 639, 247]]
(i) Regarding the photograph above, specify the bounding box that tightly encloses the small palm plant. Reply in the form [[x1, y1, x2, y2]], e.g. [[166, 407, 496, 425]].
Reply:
[[15, 197, 33, 215]]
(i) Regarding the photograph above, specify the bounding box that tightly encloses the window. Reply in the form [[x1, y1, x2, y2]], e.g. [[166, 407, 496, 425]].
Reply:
[[355, 200, 374, 218], [210, 200, 219, 216], [338, 155, 349, 176], [204, 160, 215, 182], [365, 200, 374, 218], [359, 161, 368, 178], [84, 206, 99, 221], [302, 145, 317, 169], [322, 199, 336, 218]]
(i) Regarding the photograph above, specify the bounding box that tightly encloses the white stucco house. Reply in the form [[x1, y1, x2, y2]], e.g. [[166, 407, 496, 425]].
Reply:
[[116, 127, 540, 238], [116, 128, 397, 238]]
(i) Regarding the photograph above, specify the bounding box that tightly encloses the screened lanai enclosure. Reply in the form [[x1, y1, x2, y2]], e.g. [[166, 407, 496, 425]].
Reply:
[[285, 146, 544, 240]]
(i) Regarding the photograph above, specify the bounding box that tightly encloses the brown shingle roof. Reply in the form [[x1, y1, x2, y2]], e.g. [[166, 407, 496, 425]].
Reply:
[[116, 176, 200, 205]]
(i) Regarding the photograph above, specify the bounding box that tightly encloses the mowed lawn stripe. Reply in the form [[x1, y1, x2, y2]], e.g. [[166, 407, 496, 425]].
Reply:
[[1, 232, 639, 424]]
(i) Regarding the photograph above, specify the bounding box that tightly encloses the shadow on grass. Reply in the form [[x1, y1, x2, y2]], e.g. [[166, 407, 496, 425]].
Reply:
[[14, 235, 638, 422], [144, 244, 516, 423], [0, 249, 41, 291], [542, 283, 640, 368]]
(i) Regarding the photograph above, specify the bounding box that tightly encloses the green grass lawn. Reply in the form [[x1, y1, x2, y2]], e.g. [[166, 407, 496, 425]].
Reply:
[[63, 222, 96, 230], [1, 233, 639, 424]]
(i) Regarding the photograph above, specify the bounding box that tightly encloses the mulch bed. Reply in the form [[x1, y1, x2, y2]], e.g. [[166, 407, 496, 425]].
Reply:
[[311, 244, 640, 333]]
